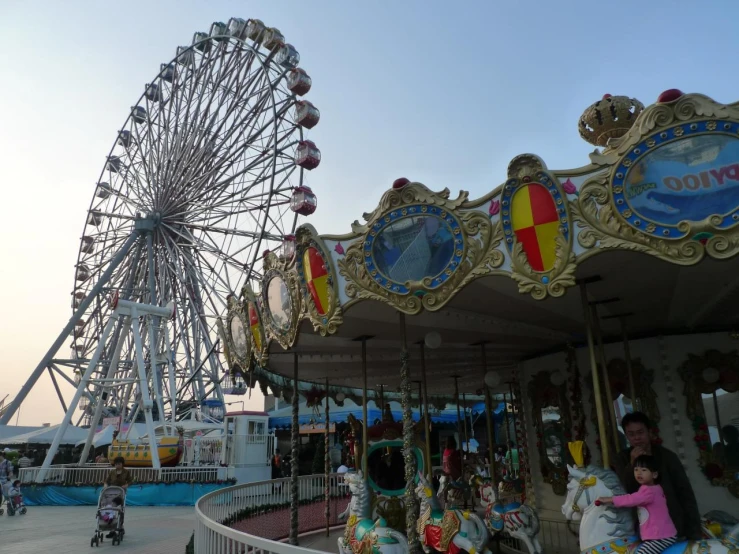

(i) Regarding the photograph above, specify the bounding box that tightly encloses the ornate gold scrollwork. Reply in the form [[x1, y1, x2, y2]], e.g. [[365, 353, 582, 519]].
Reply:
[[260, 251, 302, 350], [337, 182, 503, 314], [294, 225, 343, 336], [572, 94, 739, 264], [502, 155, 577, 299]]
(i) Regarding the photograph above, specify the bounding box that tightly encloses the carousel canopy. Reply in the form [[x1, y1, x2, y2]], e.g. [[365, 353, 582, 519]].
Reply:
[[221, 91, 739, 396], [268, 398, 506, 429], [0, 424, 88, 445], [75, 424, 115, 448]]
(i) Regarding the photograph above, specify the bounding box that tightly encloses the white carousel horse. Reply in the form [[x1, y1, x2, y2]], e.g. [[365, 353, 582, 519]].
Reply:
[[338, 470, 409, 554], [415, 472, 491, 554], [562, 464, 739, 554], [472, 476, 542, 554]]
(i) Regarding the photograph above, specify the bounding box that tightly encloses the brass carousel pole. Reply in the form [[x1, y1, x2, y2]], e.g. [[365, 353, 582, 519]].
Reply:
[[399, 313, 419, 552], [324, 377, 330, 538], [591, 304, 620, 454], [579, 281, 610, 468], [419, 344, 433, 478], [481, 343, 497, 482], [620, 317, 639, 410], [290, 352, 299, 546]]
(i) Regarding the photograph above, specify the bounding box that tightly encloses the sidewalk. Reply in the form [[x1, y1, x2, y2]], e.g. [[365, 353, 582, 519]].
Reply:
[[0, 505, 194, 554]]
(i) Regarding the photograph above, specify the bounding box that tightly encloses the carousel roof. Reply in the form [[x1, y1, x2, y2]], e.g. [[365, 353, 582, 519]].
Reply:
[[222, 91, 739, 396]]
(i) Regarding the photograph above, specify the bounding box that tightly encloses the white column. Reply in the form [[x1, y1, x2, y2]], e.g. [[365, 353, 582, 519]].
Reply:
[[131, 308, 161, 469]]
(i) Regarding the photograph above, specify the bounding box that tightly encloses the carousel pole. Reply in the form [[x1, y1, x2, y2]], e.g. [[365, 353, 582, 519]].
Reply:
[[620, 318, 639, 410], [591, 304, 620, 453], [289, 352, 299, 546], [579, 281, 611, 469], [399, 313, 419, 552], [481, 343, 497, 482], [324, 377, 330, 538], [453, 376, 463, 449], [462, 392, 470, 453], [419, 343, 433, 479], [508, 382, 518, 445], [502, 391, 511, 444], [361, 337, 369, 476]]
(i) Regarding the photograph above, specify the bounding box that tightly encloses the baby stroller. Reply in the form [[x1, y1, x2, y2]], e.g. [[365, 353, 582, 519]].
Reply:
[[4, 480, 27, 516], [91, 486, 126, 547]]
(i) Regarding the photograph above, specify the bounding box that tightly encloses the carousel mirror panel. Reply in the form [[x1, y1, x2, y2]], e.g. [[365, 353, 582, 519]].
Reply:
[[678, 350, 739, 497], [529, 370, 571, 495], [266, 274, 292, 331], [589, 358, 661, 451], [364, 440, 424, 497]]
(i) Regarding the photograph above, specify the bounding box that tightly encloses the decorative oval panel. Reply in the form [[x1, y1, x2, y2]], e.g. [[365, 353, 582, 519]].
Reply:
[[364, 205, 463, 293], [301, 246, 330, 315], [612, 124, 739, 239], [229, 313, 249, 359], [504, 181, 567, 273], [266, 273, 292, 332]]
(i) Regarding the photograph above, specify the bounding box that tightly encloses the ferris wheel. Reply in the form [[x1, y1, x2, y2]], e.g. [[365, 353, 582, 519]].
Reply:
[[1, 18, 321, 434]]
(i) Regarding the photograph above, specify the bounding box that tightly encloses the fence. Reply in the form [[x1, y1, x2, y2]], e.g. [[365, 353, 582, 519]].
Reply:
[[196, 473, 348, 553], [18, 465, 227, 485], [498, 516, 580, 554]]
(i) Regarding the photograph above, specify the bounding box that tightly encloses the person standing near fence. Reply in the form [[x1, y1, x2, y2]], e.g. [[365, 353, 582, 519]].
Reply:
[[0, 450, 15, 506]]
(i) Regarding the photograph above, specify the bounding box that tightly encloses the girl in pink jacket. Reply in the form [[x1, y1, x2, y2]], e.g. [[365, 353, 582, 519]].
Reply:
[[597, 455, 678, 554]]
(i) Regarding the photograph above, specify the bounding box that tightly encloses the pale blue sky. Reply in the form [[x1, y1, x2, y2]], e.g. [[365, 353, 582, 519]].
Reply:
[[0, 0, 736, 424]]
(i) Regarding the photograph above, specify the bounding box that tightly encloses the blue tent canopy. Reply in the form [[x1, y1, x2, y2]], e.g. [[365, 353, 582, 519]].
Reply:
[[268, 399, 505, 429]]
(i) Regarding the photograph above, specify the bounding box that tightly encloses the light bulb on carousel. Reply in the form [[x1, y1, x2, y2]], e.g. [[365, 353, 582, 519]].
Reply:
[[424, 331, 442, 350], [550, 370, 566, 386], [484, 370, 501, 388], [702, 367, 720, 384]]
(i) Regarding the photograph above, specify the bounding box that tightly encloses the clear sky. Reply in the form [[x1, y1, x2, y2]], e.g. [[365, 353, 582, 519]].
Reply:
[[1, 0, 737, 425]]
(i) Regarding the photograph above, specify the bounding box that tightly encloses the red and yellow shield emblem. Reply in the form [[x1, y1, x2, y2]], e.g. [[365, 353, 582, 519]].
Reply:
[[511, 183, 560, 272], [248, 302, 262, 352], [303, 247, 329, 315]]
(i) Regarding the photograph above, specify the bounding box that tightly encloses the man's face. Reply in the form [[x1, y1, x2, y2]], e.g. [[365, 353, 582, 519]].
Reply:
[[624, 422, 650, 449], [115, 462, 123, 470]]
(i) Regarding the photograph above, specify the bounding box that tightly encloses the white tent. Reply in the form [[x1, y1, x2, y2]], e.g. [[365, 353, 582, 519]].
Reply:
[[75, 424, 115, 448], [0, 424, 88, 445]]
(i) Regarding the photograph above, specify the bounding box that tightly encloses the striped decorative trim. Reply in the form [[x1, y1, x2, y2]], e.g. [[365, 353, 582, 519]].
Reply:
[[659, 335, 687, 467]]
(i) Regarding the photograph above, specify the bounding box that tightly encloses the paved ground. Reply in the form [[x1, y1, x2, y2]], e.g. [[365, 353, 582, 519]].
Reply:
[[1, 506, 195, 554]]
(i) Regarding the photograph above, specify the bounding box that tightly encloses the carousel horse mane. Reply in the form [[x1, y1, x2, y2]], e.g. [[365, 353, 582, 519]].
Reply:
[[579, 465, 634, 537], [346, 471, 372, 515]]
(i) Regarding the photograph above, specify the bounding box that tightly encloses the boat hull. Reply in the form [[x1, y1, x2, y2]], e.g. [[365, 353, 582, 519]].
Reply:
[[107, 437, 183, 467]]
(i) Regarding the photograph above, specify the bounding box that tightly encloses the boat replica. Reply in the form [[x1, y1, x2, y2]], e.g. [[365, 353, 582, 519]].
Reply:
[[107, 435, 183, 467]]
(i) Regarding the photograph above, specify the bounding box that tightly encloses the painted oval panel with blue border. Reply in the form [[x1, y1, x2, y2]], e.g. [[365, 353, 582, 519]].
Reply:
[[613, 124, 739, 238], [364, 205, 464, 294]]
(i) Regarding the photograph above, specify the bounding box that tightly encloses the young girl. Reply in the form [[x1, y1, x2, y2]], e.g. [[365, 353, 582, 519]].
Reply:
[[597, 455, 678, 554]]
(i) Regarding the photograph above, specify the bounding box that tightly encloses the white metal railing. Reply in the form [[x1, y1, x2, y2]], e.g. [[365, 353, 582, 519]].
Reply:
[[196, 473, 347, 553], [498, 516, 580, 554], [18, 465, 227, 485]]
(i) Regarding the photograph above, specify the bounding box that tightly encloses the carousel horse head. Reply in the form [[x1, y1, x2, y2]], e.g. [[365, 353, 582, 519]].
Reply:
[[344, 470, 372, 514], [562, 464, 635, 537], [415, 472, 441, 508]]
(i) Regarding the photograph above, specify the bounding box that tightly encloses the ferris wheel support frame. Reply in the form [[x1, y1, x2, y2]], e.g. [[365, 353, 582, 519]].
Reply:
[[41, 297, 175, 476], [0, 228, 142, 425]]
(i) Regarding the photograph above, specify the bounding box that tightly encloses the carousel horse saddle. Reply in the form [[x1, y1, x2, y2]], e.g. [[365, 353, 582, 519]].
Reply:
[[493, 501, 522, 514], [352, 518, 376, 542]]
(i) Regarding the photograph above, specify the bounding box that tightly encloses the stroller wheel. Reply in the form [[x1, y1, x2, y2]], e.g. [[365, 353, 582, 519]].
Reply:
[[19, 507, 26, 515], [112, 538, 119, 546]]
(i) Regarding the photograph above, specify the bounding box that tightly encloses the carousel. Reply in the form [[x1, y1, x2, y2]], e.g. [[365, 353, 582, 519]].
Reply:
[[221, 89, 739, 553]]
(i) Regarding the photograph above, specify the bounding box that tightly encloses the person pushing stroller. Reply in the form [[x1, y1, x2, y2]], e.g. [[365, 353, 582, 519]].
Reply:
[[103, 456, 132, 537]]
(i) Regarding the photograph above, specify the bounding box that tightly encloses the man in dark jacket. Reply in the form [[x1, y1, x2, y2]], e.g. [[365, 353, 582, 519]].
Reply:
[[614, 412, 702, 540]]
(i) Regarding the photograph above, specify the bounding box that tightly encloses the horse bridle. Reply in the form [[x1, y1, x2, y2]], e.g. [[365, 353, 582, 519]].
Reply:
[[570, 476, 596, 514]]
